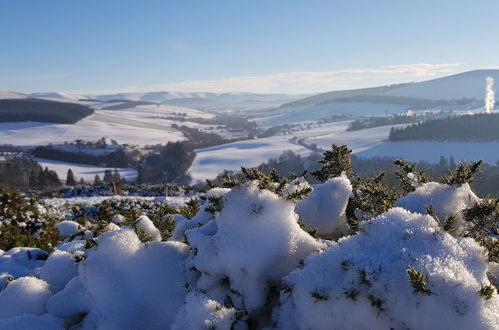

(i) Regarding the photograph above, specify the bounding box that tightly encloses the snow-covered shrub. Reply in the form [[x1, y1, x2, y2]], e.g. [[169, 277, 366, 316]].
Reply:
[[48, 228, 189, 329], [171, 292, 237, 330], [56, 220, 81, 238], [0, 188, 59, 251], [0, 314, 63, 330], [138, 215, 162, 241], [40, 250, 78, 291], [169, 188, 230, 242], [296, 175, 352, 237], [275, 208, 499, 330], [0, 247, 48, 278], [185, 181, 324, 313], [0, 276, 52, 319], [397, 182, 479, 233]]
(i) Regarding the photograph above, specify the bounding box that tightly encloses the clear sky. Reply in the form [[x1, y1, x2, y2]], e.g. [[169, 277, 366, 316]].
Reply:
[[1, 0, 499, 94]]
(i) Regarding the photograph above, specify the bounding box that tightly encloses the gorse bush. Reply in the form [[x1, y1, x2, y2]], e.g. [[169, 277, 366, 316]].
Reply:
[[0, 188, 59, 251], [0, 144, 498, 329]]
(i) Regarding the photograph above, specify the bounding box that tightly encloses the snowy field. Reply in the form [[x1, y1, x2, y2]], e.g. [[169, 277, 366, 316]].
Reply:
[[190, 118, 499, 181], [32, 158, 137, 182], [0, 103, 213, 146], [356, 141, 499, 164], [44, 195, 192, 208], [189, 121, 401, 182]]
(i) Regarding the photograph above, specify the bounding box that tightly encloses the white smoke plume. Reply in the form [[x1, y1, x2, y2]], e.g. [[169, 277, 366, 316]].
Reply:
[[485, 76, 495, 113]]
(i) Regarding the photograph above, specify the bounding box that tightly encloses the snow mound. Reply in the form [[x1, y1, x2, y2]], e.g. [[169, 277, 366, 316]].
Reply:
[[40, 250, 78, 291], [0, 276, 52, 319], [112, 214, 125, 224], [0, 247, 48, 278], [56, 220, 81, 238], [186, 181, 325, 311], [296, 176, 352, 237], [0, 314, 63, 330], [396, 182, 479, 232], [172, 292, 237, 330], [170, 187, 231, 242], [138, 215, 161, 241], [49, 229, 189, 329], [276, 207, 499, 330]]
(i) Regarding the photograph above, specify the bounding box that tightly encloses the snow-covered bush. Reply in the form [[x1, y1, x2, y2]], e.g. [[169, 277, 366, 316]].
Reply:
[[48, 229, 189, 329], [397, 182, 479, 232], [0, 188, 59, 251], [0, 144, 497, 329], [171, 292, 237, 330], [184, 181, 324, 313], [275, 208, 499, 329], [0, 276, 52, 318], [296, 175, 352, 237]]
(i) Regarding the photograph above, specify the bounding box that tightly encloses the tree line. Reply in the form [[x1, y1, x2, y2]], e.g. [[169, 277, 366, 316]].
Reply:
[[389, 113, 499, 141]]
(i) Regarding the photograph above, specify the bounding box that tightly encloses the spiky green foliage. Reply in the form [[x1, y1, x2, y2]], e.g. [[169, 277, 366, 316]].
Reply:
[[461, 198, 499, 261], [463, 198, 499, 236], [285, 184, 313, 202], [407, 267, 434, 296], [426, 202, 458, 232], [344, 289, 359, 301], [0, 188, 59, 251], [441, 160, 482, 185], [179, 198, 200, 219], [310, 290, 329, 302], [205, 195, 224, 214], [346, 173, 397, 231], [479, 282, 496, 300], [297, 219, 319, 238], [394, 158, 430, 194], [442, 213, 458, 232], [358, 268, 371, 286], [311, 144, 352, 182], [240, 167, 312, 202]]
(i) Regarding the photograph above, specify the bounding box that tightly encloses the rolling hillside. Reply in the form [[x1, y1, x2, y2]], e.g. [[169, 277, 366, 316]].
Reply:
[[0, 99, 94, 124]]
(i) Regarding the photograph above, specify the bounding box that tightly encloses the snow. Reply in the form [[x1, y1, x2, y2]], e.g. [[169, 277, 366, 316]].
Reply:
[[396, 182, 479, 228], [0, 89, 29, 100], [0, 314, 64, 330], [384, 69, 499, 100], [190, 135, 311, 182], [0, 173, 498, 328], [40, 250, 78, 291], [56, 220, 81, 238], [190, 121, 398, 182], [275, 207, 499, 330], [0, 248, 48, 278], [48, 229, 190, 329], [296, 176, 352, 237], [171, 292, 237, 330], [138, 215, 162, 241], [33, 157, 138, 182], [184, 181, 325, 311], [255, 102, 407, 127], [0, 276, 52, 318], [112, 214, 125, 224], [0, 111, 185, 147], [44, 195, 191, 208], [356, 141, 499, 164]]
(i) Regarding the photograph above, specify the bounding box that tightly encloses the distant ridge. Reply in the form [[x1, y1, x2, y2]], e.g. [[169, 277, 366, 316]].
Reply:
[[280, 69, 499, 108]]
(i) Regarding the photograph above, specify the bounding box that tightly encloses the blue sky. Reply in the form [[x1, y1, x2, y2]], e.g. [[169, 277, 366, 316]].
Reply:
[[1, 0, 499, 94]]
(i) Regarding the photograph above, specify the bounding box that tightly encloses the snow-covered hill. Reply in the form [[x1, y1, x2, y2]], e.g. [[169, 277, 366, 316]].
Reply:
[[0, 89, 29, 100]]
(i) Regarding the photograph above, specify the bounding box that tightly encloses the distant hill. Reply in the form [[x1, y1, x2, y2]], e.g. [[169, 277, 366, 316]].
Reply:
[[0, 99, 94, 124], [280, 83, 413, 108], [0, 89, 29, 100], [281, 70, 499, 109]]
